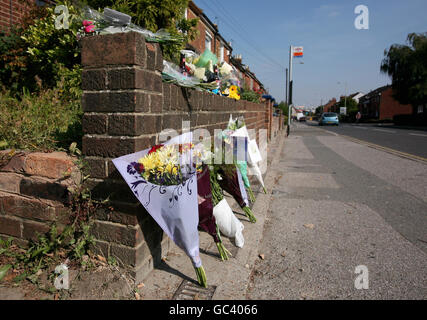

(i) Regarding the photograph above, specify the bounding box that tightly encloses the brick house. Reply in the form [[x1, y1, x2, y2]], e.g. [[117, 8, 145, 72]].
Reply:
[[0, 0, 29, 32], [358, 85, 412, 120], [186, 1, 232, 65], [0, 0, 56, 33], [186, 1, 265, 93], [322, 98, 337, 113]]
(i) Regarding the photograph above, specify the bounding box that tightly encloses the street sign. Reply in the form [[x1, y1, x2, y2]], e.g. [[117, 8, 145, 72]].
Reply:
[[293, 47, 304, 58], [340, 107, 347, 115]]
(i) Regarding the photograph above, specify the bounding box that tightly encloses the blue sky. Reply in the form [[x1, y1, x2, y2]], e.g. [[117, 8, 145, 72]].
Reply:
[[193, 0, 427, 109]]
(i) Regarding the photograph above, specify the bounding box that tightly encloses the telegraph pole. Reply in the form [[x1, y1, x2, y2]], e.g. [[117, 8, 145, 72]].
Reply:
[[288, 45, 293, 135]]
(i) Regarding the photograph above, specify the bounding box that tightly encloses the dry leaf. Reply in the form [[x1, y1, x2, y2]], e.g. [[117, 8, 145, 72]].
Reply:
[[281, 252, 286, 258], [137, 283, 145, 289], [259, 254, 265, 260], [54, 293, 59, 300], [135, 292, 141, 300], [97, 255, 107, 263], [303, 224, 315, 229]]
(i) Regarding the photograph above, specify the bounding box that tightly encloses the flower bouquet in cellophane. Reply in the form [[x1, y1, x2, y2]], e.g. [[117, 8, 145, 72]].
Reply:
[[112, 132, 207, 287], [213, 130, 256, 223]]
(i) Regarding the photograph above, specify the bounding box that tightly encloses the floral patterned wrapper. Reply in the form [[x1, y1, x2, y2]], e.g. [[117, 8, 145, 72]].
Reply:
[[112, 132, 202, 268]]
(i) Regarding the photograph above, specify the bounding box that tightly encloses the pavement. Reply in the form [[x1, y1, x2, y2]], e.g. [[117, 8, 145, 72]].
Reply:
[[246, 122, 427, 299]]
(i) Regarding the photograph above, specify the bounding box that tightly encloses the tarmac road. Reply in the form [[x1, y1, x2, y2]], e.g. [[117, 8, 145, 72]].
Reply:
[[310, 121, 427, 159], [246, 122, 427, 299]]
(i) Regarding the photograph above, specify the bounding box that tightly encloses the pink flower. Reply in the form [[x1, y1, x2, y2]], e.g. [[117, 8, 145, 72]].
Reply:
[[84, 24, 95, 33], [82, 20, 93, 26]]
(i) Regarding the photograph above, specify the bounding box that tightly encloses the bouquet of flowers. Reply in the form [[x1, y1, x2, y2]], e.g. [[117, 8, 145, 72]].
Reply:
[[78, 7, 184, 44], [112, 133, 207, 287], [228, 116, 267, 195], [197, 164, 231, 260], [210, 166, 245, 248], [214, 129, 256, 223]]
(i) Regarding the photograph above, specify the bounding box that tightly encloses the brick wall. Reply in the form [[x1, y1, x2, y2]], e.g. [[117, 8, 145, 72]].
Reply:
[[379, 87, 412, 120], [0, 151, 80, 246], [80, 31, 277, 283], [0, 0, 31, 32]]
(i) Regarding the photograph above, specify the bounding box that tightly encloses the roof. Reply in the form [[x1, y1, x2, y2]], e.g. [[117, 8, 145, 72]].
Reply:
[[359, 85, 391, 102], [188, 1, 232, 51]]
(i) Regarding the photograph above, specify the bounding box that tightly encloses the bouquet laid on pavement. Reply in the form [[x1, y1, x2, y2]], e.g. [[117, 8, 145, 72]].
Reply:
[[209, 166, 245, 248], [228, 116, 267, 195], [197, 164, 231, 260], [112, 133, 207, 287]]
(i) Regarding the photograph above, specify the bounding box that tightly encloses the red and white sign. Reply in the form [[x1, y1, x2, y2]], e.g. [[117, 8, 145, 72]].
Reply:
[[293, 46, 304, 57]]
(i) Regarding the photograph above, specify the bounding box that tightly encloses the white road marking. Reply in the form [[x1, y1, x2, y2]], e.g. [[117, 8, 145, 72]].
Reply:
[[373, 129, 396, 134], [409, 133, 427, 137], [353, 126, 368, 129]]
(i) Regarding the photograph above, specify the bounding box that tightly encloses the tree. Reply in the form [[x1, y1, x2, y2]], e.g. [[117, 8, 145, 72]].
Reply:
[[277, 101, 289, 116], [381, 32, 427, 113], [337, 97, 358, 121]]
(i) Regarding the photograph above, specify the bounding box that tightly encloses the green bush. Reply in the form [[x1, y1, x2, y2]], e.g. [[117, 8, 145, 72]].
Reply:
[[0, 2, 81, 95], [240, 89, 261, 103], [0, 79, 82, 151]]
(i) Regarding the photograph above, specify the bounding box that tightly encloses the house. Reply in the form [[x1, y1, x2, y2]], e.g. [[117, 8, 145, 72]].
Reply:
[[322, 98, 337, 113], [186, 1, 265, 93], [230, 55, 265, 93], [358, 85, 412, 120], [186, 1, 232, 64], [349, 92, 364, 104]]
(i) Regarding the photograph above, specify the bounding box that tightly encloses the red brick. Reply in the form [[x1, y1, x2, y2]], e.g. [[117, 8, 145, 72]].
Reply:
[[81, 32, 146, 67], [0, 172, 22, 193], [82, 136, 156, 158], [108, 114, 161, 136], [91, 220, 143, 247], [25, 152, 75, 180], [0, 193, 56, 222], [82, 91, 150, 113], [0, 215, 21, 238], [110, 241, 151, 267], [82, 114, 107, 135], [0, 151, 28, 173], [22, 220, 51, 241]]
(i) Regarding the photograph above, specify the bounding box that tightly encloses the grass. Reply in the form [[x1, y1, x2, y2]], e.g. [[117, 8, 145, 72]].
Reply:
[[0, 82, 82, 152]]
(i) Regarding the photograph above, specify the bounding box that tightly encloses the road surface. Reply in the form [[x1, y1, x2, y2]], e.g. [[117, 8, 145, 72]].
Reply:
[[311, 121, 427, 159], [247, 122, 427, 299]]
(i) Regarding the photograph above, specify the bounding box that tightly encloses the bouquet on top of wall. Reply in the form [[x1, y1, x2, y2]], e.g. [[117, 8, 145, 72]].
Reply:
[[78, 7, 184, 44], [112, 132, 207, 287]]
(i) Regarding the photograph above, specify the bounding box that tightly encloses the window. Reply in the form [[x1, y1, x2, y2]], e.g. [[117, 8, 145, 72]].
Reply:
[[219, 43, 224, 62], [418, 105, 424, 113], [250, 78, 253, 90], [205, 32, 212, 51]]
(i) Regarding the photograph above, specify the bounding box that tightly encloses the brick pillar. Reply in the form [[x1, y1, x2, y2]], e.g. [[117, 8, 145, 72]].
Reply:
[[81, 32, 169, 283]]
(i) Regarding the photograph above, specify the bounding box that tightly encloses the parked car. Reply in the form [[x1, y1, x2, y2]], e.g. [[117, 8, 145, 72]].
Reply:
[[319, 112, 339, 126]]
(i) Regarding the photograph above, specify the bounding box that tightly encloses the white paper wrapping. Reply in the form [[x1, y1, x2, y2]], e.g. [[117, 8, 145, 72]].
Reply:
[[213, 199, 244, 248], [112, 133, 202, 268]]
